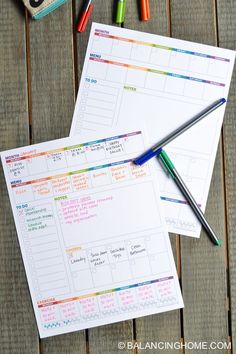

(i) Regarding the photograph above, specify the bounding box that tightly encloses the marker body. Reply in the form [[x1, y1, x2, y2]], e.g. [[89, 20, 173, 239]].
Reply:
[[77, 0, 93, 33], [116, 0, 126, 23], [140, 0, 150, 21], [134, 148, 162, 165]]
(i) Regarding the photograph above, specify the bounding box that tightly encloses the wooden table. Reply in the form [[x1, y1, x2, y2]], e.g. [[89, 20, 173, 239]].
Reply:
[[0, 1, 235, 353]]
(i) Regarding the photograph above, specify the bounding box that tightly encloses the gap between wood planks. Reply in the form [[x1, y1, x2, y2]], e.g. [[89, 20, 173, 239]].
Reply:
[[214, 0, 232, 351], [22, 0, 232, 352]]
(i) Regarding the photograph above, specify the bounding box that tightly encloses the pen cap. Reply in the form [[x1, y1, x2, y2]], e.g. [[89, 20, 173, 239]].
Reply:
[[121, 0, 127, 22], [134, 148, 162, 166], [140, 0, 150, 21], [116, 0, 126, 23], [77, 2, 93, 32]]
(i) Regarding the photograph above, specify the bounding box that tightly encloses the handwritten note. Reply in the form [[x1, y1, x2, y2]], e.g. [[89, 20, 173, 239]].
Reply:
[[1, 128, 183, 338]]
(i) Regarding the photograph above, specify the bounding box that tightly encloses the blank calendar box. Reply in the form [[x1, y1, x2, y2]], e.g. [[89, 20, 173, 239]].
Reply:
[[27, 155, 48, 175], [149, 47, 171, 67], [188, 56, 209, 74], [145, 72, 166, 91], [165, 76, 185, 95], [111, 261, 132, 282], [111, 40, 132, 58], [87, 60, 108, 80], [126, 69, 146, 87], [184, 80, 204, 99], [123, 133, 144, 154], [203, 83, 224, 100], [130, 257, 151, 278], [188, 157, 209, 179], [72, 269, 93, 291], [161, 200, 182, 221], [92, 265, 113, 287], [130, 44, 152, 62], [169, 51, 190, 70], [106, 64, 127, 84], [207, 59, 229, 78], [146, 233, 166, 254], [150, 253, 170, 274], [92, 36, 113, 55]]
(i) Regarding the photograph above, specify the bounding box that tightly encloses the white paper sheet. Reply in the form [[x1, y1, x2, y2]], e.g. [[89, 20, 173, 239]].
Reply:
[[1, 128, 183, 338], [70, 23, 235, 237]]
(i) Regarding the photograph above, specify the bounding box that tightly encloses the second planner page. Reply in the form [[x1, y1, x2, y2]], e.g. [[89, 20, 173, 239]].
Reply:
[[70, 23, 235, 238]]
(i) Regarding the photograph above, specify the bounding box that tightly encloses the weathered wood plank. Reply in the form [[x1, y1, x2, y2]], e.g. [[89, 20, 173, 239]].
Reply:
[[124, 1, 181, 353], [40, 331, 86, 354], [28, 2, 86, 352], [217, 0, 236, 350], [89, 321, 134, 354], [74, 2, 134, 353], [75, 0, 116, 78], [171, 1, 229, 352], [124, 0, 169, 36], [29, 2, 75, 143], [131, 241, 181, 354], [0, 1, 39, 353]]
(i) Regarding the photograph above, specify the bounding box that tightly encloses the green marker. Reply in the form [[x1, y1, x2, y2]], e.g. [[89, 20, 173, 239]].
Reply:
[[116, 0, 127, 23], [158, 149, 221, 246]]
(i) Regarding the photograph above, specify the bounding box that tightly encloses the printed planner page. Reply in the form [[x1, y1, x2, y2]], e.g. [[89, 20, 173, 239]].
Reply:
[[70, 23, 235, 237], [1, 128, 183, 338]]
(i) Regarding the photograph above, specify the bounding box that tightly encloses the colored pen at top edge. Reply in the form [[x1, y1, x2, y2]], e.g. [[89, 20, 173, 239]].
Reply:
[[134, 97, 226, 166], [77, 0, 93, 33], [158, 149, 221, 246], [140, 0, 150, 21], [116, 0, 127, 24]]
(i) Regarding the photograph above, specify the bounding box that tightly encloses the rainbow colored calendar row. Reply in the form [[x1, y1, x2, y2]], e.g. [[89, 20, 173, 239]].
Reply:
[[37, 275, 174, 308], [11, 159, 133, 188], [5, 131, 141, 163], [94, 30, 230, 62], [89, 56, 225, 87]]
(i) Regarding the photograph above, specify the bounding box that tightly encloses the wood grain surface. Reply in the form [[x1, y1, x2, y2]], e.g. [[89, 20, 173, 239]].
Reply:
[[171, 1, 229, 353], [0, 1, 39, 354]]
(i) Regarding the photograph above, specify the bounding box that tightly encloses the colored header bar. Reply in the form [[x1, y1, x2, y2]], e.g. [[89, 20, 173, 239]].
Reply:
[[38, 276, 174, 308], [94, 31, 230, 62], [11, 159, 132, 188], [89, 57, 225, 87], [5, 131, 142, 163]]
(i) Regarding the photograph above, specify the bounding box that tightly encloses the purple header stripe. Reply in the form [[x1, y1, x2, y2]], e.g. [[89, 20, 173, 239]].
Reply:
[[165, 71, 225, 87], [161, 196, 201, 207], [114, 276, 174, 293], [171, 48, 230, 62]]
